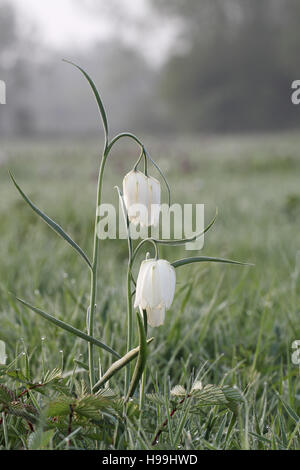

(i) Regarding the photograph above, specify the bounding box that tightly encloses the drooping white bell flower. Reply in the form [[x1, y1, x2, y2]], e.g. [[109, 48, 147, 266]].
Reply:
[[123, 170, 161, 227], [134, 258, 176, 327], [147, 175, 161, 227], [123, 170, 148, 226], [0, 340, 7, 365]]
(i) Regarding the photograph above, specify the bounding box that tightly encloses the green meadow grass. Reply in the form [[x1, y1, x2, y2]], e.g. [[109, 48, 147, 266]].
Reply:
[[0, 133, 300, 450]]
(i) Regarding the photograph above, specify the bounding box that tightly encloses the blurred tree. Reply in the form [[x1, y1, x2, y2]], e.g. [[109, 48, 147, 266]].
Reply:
[[0, 1, 161, 137], [25, 40, 159, 136], [152, 0, 300, 132], [0, 2, 17, 57], [0, 1, 36, 137]]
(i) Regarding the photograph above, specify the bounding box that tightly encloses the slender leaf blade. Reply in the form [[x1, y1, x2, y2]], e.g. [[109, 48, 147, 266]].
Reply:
[[153, 208, 218, 246], [172, 256, 253, 269], [9, 171, 92, 269], [63, 59, 108, 142], [14, 296, 120, 358]]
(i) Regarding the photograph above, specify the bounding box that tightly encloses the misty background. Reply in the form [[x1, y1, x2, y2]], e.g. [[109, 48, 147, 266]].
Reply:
[[0, 0, 300, 138]]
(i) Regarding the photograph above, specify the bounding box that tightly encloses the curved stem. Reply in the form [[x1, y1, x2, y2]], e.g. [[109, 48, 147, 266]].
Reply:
[[107, 132, 145, 154], [107, 133, 170, 205], [144, 152, 148, 176], [131, 238, 159, 267], [144, 150, 171, 206], [134, 147, 145, 172]]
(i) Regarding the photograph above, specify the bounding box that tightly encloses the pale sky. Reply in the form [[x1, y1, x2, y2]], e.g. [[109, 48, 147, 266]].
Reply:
[[10, 0, 180, 64]]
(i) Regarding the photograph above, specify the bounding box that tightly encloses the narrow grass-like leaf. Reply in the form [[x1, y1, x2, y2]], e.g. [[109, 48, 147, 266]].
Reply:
[[248, 431, 272, 445], [278, 414, 288, 448], [93, 338, 154, 392], [126, 313, 148, 400], [174, 401, 192, 447], [63, 60, 108, 143], [74, 359, 89, 371], [224, 413, 237, 446], [172, 256, 253, 269], [153, 208, 218, 246], [9, 171, 92, 269], [215, 413, 227, 447], [14, 296, 120, 358], [276, 393, 300, 424]]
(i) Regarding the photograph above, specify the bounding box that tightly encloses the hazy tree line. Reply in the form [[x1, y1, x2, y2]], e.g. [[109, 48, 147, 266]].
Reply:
[[1, 0, 300, 137]]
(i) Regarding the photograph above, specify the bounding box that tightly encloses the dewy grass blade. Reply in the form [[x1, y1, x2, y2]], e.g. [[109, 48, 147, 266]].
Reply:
[[9, 171, 92, 270], [93, 338, 154, 392], [172, 256, 254, 269], [63, 60, 109, 144], [14, 296, 120, 358]]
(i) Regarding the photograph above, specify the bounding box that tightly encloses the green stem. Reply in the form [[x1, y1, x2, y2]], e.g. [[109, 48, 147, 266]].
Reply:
[[115, 186, 135, 395], [139, 365, 147, 410], [107, 133, 170, 205], [139, 310, 148, 410], [134, 147, 145, 171], [131, 238, 159, 266], [107, 132, 144, 154], [125, 313, 148, 401], [125, 265, 134, 393], [88, 147, 108, 391]]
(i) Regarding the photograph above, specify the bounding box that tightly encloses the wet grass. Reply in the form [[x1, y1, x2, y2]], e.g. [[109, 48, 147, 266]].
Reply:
[[0, 133, 300, 449]]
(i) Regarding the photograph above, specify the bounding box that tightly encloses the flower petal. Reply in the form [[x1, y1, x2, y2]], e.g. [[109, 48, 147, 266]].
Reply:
[[146, 306, 165, 327]]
